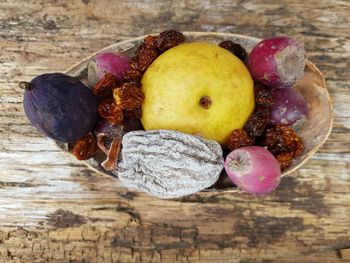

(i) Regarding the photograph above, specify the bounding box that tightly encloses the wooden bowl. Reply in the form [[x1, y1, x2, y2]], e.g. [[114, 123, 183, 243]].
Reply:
[[56, 32, 333, 190]]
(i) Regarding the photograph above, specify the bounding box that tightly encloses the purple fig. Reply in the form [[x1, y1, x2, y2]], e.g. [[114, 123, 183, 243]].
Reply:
[[21, 73, 98, 143]]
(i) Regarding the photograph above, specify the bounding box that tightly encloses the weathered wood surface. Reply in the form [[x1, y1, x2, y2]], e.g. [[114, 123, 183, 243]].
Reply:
[[0, 0, 349, 262]]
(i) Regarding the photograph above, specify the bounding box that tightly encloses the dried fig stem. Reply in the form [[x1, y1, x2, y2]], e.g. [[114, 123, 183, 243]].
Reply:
[[19, 81, 33, 91]]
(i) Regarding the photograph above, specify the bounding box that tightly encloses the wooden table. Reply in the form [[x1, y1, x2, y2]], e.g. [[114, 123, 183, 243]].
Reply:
[[1, 1, 349, 262]]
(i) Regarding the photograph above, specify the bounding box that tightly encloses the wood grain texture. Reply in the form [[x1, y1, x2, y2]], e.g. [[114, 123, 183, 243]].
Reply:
[[0, 0, 349, 262]]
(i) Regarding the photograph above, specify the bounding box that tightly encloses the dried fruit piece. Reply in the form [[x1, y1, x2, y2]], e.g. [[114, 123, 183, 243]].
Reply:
[[244, 106, 271, 138], [92, 73, 117, 97], [276, 152, 294, 170], [144, 35, 157, 48], [260, 124, 304, 165], [124, 107, 142, 120], [94, 119, 124, 150], [69, 133, 97, 160], [113, 82, 144, 111], [279, 125, 304, 156], [254, 83, 273, 107], [94, 118, 143, 171], [226, 129, 254, 151], [261, 126, 286, 154], [98, 97, 124, 125], [122, 69, 142, 82], [131, 44, 158, 72], [219, 40, 247, 61], [116, 130, 223, 198], [155, 30, 185, 52], [101, 137, 122, 171], [96, 133, 110, 155]]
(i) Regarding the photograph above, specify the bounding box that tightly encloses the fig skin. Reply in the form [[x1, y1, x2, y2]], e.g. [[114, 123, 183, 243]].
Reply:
[[22, 73, 98, 143]]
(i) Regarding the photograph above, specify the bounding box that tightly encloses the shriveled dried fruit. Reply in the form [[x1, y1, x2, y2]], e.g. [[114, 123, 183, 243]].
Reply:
[[280, 125, 304, 156], [94, 118, 143, 171], [293, 138, 304, 157], [98, 97, 124, 125], [260, 124, 304, 159], [254, 83, 273, 107], [244, 106, 271, 138], [96, 131, 122, 171], [116, 130, 223, 198], [219, 40, 247, 61], [226, 129, 254, 151], [69, 133, 97, 160], [276, 152, 294, 169], [260, 126, 286, 154], [92, 73, 117, 97], [94, 119, 124, 150], [155, 30, 185, 52], [124, 107, 142, 120], [101, 137, 122, 171], [131, 43, 158, 72], [144, 35, 157, 48], [113, 82, 144, 111], [122, 69, 142, 82]]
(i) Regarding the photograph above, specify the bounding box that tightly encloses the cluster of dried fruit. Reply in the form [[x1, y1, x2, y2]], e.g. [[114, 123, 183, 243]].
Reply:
[[225, 83, 304, 169], [219, 40, 248, 61], [69, 30, 185, 163], [130, 30, 185, 73], [259, 125, 304, 169], [225, 73, 304, 170]]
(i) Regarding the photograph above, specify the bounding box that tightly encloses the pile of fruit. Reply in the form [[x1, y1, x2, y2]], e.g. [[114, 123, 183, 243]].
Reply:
[[22, 30, 309, 198]]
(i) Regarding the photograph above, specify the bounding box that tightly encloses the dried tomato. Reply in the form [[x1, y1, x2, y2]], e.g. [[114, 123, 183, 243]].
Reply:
[[122, 69, 143, 82], [280, 125, 304, 157], [98, 97, 124, 125], [113, 82, 144, 111], [124, 107, 142, 120], [69, 133, 97, 160], [219, 40, 247, 61], [92, 73, 117, 97], [244, 106, 271, 138], [226, 129, 254, 151], [254, 83, 273, 107], [276, 152, 294, 170], [260, 126, 286, 154], [260, 124, 304, 157], [144, 35, 157, 48], [131, 43, 158, 72], [155, 30, 185, 52]]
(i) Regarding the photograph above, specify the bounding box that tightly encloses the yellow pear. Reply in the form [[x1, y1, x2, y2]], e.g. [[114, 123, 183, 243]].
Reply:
[[141, 42, 255, 145]]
